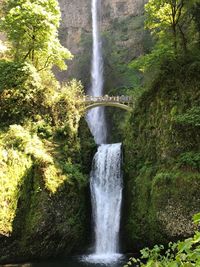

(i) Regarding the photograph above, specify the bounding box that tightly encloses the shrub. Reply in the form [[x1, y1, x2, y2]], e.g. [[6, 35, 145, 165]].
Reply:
[[124, 214, 200, 267], [0, 61, 43, 124]]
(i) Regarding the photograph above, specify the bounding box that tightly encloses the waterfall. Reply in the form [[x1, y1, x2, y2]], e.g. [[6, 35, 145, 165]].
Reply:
[[86, 0, 107, 144], [86, 144, 123, 263], [92, 144, 123, 256], [83, 0, 123, 264]]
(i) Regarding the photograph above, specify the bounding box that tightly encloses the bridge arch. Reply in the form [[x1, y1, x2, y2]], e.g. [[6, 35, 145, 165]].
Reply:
[[85, 102, 132, 111], [83, 95, 133, 112]]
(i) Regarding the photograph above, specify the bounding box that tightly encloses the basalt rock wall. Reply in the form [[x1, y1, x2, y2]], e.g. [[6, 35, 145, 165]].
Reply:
[[57, 0, 148, 87]]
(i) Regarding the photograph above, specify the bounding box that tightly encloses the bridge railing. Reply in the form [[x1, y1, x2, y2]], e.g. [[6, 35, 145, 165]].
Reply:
[[83, 95, 133, 105]]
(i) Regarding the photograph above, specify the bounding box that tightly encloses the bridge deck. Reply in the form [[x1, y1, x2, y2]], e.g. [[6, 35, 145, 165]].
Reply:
[[83, 95, 132, 103], [83, 95, 133, 111]]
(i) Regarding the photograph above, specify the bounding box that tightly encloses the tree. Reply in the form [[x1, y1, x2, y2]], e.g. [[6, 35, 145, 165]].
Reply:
[[191, 2, 200, 47], [130, 0, 200, 75], [145, 0, 200, 54], [0, 0, 72, 70]]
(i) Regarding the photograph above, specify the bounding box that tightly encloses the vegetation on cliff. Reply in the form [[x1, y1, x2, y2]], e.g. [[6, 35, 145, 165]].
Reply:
[[0, 0, 95, 263], [124, 214, 200, 267], [123, 0, 200, 255]]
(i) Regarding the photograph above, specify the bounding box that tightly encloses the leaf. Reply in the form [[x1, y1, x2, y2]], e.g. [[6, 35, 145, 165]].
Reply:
[[193, 213, 200, 225]]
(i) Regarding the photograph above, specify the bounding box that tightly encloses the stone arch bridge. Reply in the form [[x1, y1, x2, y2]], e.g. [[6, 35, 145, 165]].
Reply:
[[83, 95, 133, 111]]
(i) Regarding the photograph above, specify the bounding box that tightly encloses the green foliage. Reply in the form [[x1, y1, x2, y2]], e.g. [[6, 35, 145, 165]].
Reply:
[[130, 43, 175, 74], [77, 118, 96, 174], [50, 80, 84, 138], [0, 0, 72, 70], [174, 107, 200, 127], [124, 214, 200, 266], [151, 172, 175, 189], [102, 16, 144, 90], [42, 160, 86, 193], [178, 152, 200, 171], [0, 60, 41, 91], [61, 161, 87, 187], [192, 3, 200, 39], [145, 0, 199, 52], [3, 125, 51, 162], [0, 60, 44, 124], [0, 126, 35, 235], [0, 61, 89, 238], [0, 118, 91, 237], [193, 213, 200, 225], [0, 59, 84, 139], [130, 0, 200, 76]]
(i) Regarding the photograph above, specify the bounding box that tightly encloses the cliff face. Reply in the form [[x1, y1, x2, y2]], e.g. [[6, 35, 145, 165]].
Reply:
[[58, 0, 91, 55], [57, 0, 148, 86], [58, 0, 146, 50], [101, 0, 147, 23], [0, 120, 95, 264], [123, 58, 200, 249]]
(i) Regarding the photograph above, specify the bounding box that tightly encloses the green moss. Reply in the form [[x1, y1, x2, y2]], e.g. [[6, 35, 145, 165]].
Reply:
[[125, 166, 155, 245], [123, 58, 200, 249], [12, 164, 89, 258], [0, 145, 32, 235], [0, 117, 94, 262], [174, 106, 200, 127], [78, 118, 96, 174], [177, 152, 200, 171]]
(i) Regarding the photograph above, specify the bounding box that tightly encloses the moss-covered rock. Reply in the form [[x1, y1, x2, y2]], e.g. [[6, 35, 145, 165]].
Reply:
[[123, 57, 200, 250], [78, 118, 96, 173], [0, 119, 95, 264]]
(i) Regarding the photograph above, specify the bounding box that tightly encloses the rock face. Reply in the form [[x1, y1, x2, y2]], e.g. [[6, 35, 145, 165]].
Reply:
[[101, 0, 147, 20], [0, 119, 96, 264], [57, 0, 148, 86], [123, 58, 200, 250], [58, 0, 146, 50], [58, 0, 91, 55]]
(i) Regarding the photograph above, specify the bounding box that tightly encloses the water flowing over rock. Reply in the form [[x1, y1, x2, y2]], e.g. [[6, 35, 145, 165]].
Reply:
[[86, 0, 107, 144], [83, 1, 124, 264], [86, 143, 123, 263]]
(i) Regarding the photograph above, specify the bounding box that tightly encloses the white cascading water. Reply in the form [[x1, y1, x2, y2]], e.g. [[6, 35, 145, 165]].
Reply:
[[86, 0, 107, 144], [84, 0, 123, 264], [86, 144, 123, 263]]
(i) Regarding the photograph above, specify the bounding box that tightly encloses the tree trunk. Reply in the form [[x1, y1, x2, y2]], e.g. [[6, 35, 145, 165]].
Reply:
[[177, 24, 187, 54], [172, 24, 177, 55]]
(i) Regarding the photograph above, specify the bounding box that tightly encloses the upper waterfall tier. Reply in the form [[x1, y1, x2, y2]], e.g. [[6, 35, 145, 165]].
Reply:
[[86, 0, 107, 144]]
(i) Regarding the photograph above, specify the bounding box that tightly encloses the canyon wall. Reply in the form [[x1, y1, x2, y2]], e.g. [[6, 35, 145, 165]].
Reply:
[[57, 0, 149, 88], [123, 57, 200, 250]]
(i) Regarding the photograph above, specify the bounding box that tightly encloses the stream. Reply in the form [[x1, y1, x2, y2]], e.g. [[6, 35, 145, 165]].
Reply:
[[0, 256, 127, 267]]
